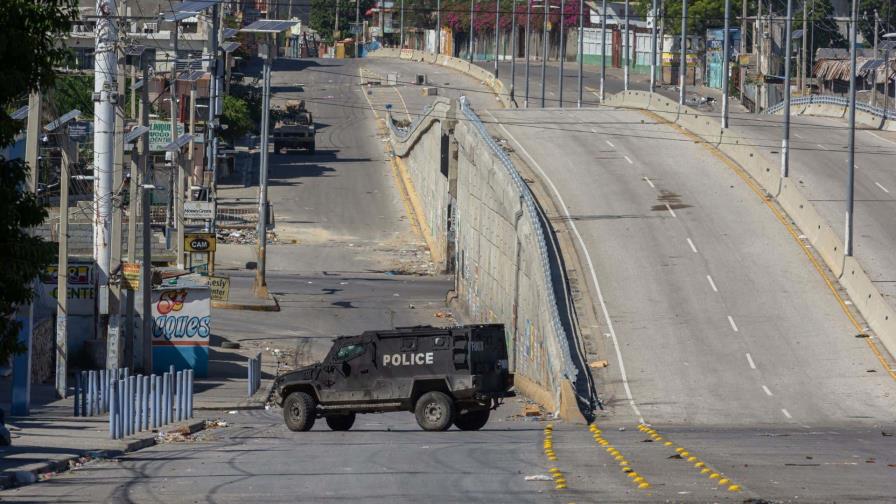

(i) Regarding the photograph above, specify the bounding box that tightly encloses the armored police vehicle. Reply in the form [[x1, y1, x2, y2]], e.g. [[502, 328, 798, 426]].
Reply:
[[272, 100, 315, 154], [274, 324, 515, 432]]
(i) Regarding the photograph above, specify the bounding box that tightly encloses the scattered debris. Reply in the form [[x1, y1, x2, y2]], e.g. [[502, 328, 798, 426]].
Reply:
[[668, 453, 683, 459], [589, 360, 609, 369], [434, 311, 452, 319], [883, 431, 893, 437], [523, 404, 542, 417], [855, 333, 870, 338], [227, 410, 238, 415], [524, 474, 552, 481], [217, 229, 280, 245], [206, 419, 228, 429]]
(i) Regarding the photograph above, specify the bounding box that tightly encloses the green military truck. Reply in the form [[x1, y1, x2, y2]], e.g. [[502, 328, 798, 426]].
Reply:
[[272, 100, 315, 154]]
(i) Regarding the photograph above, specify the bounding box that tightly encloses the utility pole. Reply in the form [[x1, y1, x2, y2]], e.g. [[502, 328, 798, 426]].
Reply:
[[679, 0, 688, 104], [169, 22, 181, 268], [140, 60, 152, 373], [578, 0, 584, 106], [845, 0, 857, 256], [255, 42, 273, 296], [495, 0, 501, 78], [540, 0, 547, 107], [624, 0, 630, 90], [558, 0, 566, 106], [188, 82, 197, 200], [650, 0, 658, 92], [722, 0, 731, 127], [335, 0, 340, 41], [600, 0, 607, 101], [55, 128, 75, 398], [400, 0, 404, 48], [470, 0, 475, 63], [109, 32, 126, 369], [781, 0, 793, 178], [125, 57, 140, 368], [437, 0, 442, 54], [355, 0, 360, 58], [525, 0, 532, 107], [12, 91, 41, 415], [93, 0, 117, 365]]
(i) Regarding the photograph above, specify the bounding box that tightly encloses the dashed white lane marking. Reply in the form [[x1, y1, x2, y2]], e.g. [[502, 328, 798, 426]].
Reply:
[[727, 315, 739, 332], [643, 176, 655, 188], [762, 385, 774, 396], [817, 143, 828, 150], [687, 238, 698, 253], [665, 203, 677, 218], [624, 155, 633, 164], [707, 275, 719, 292], [606, 140, 615, 147], [793, 132, 803, 139], [746, 352, 756, 369], [781, 408, 793, 419], [875, 182, 890, 193], [490, 112, 645, 424]]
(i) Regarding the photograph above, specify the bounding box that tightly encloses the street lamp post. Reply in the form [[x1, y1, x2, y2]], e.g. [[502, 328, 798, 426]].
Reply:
[[525, 0, 532, 107], [540, 0, 548, 107], [559, 0, 566, 106], [577, 0, 584, 107], [650, 0, 658, 92], [721, 0, 731, 127], [470, 0, 475, 62], [600, 0, 607, 101], [511, 0, 518, 102], [781, 0, 794, 178], [624, 0, 629, 90], [400, 0, 405, 48], [845, 0, 858, 256], [679, 0, 688, 105], [437, 0, 442, 54], [495, 0, 501, 77]]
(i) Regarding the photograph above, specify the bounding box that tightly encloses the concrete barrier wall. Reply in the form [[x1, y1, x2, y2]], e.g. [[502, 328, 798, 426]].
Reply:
[[388, 99, 453, 270], [609, 90, 896, 359], [369, 48, 514, 109], [386, 97, 588, 419]]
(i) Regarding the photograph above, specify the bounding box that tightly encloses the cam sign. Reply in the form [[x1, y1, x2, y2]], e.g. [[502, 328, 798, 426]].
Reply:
[[151, 285, 210, 377]]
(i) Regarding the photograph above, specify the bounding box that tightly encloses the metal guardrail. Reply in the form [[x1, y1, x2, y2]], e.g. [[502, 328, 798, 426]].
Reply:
[[766, 94, 895, 120], [457, 96, 578, 384], [386, 102, 435, 140]]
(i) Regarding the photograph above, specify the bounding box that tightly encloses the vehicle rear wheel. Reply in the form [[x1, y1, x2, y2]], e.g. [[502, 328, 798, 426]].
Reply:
[[325, 413, 356, 431], [307, 144, 315, 154], [283, 391, 316, 431], [414, 391, 454, 431], [453, 409, 490, 431]]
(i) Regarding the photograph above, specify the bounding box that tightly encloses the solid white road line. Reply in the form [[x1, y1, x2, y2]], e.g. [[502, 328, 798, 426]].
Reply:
[[781, 408, 793, 419], [665, 203, 677, 218], [643, 176, 655, 188], [875, 182, 890, 194], [762, 385, 774, 396], [489, 111, 645, 424], [727, 315, 739, 332], [606, 140, 615, 147], [686, 238, 698, 253], [745, 352, 756, 369], [706, 275, 719, 292], [624, 155, 634, 164]]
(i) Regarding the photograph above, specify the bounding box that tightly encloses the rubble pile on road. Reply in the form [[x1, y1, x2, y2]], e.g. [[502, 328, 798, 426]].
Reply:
[[216, 229, 280, 245]]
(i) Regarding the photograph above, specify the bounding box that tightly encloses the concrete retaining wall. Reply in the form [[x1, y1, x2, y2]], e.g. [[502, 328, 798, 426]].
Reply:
[[607, 90, 896, 359]]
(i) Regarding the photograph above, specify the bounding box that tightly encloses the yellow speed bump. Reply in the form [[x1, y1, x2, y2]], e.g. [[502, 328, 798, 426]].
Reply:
[[728, 485, 742, 492], [694, 462, 705, 468], [675, 447, 685, 453], [549, 468, 560, 474], [633, 476, 645, 484], [664, 441, 674, 446], [638, 482, 651, 490], [626, 472, 639, 479], [555, 483, 567, 490], [622, 467, 633, 473], [619, 461, 629, 467], [687, 456, 698, 462], [718, 478, 730, 486], [700, 468, 711, 474], [709, 473, 720, 480]]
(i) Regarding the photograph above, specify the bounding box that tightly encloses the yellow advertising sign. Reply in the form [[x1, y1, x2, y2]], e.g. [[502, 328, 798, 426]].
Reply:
[[185, 233, 216, 253], [122, 262, 141, 291], [208, 275, 230, 302]]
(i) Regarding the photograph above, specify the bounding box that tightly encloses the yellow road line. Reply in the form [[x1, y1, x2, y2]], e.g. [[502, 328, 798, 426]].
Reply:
[[588, 423, 652, 491], [637, 424, 742, 493], [642, 110, 896, 382], [542, 423, 567, 490]]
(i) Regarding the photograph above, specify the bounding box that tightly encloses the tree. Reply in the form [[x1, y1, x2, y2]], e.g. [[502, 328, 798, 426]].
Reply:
[[309, 0, 377, 44], [0, 0, 77, 364], [220, 95, 255, 145], [859, 0, 895, 49]]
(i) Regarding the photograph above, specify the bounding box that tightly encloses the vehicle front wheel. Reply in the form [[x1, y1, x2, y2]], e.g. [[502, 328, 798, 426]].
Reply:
[[283, 391, 316, 431], [454, 409, 490, 431], [414, 391, 455, 431], [325, 413, 356, 431]]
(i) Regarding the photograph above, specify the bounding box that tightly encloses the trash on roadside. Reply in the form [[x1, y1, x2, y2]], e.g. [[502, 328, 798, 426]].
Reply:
[[227, 410, 238, 415], [589, 360, 609, 369], [524, 475, 552, 481], [206, 419, 228, 429], [523, 404, 542, 417], [434, 311, 452, 318]]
